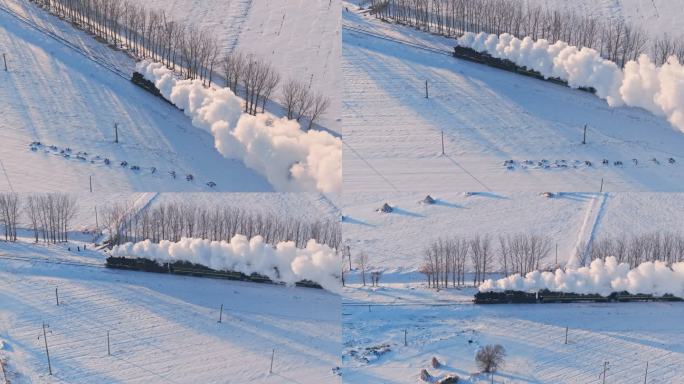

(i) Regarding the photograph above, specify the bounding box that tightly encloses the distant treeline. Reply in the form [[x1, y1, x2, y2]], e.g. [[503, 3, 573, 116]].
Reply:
[[588, 232, 684, 268], [369, 0, 684, 67], [103, 201, 341, 250], [0, 193, 77, 243], [31, 0, 330, 126]]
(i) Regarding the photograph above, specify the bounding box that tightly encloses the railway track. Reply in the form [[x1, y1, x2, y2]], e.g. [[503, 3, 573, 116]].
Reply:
[[0, 253, 105, 269], [342, 23, 453, 56]]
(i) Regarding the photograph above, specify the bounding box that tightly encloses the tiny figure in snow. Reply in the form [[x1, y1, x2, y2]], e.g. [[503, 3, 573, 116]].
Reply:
[[632, 159, 638, 165], [614, 161, 623, 166], [186, 174, 194, 181], [206, 181, 216, 188], [104, 158, 110, 165], [150, 167, 157, 174], [669, 157, 676, 164], [652, 158, 660, 165], [120, 161, 128, 167], [585, 160, 592, 167], [169, 171, 176, 179], [602, 159, 609, 165], [130, 165, 140, 171]]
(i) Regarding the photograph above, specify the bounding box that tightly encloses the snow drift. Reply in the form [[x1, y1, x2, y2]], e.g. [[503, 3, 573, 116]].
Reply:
[[136, 60, 341, 194], [112, 235, 340, 293], [480, 257, 684, 297], [457, 32, 684, 133]]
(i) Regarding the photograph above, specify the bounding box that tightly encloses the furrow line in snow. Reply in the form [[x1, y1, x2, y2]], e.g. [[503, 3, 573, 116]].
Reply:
[[342, 23, 452, 57]]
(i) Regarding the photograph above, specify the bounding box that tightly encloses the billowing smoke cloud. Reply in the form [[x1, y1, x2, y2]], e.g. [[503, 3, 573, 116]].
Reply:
[[136, 61, 341, 194], [457, 32, 684, 133], [480, 257, 684, 297], [112, 235, 340, 293]]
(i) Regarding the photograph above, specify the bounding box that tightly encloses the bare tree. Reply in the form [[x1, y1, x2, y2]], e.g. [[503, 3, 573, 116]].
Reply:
[[355, 251, 369, 286], [475, 344, 506, 375], [306, 92, 331, 130]]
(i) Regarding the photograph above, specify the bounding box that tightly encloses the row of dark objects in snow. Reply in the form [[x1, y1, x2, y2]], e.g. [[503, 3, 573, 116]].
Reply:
[[105, 256, 322, 289], [474, 289, 683, 304], [502, 157, 676, 170], [29, 142, 217, 188]]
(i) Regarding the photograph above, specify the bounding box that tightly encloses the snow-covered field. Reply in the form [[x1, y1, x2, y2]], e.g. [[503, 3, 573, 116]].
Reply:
[[342, 3, 684, 193], [0, 0, 340, 193], [142, 0, 342, 132], [0, 192, 341, 383], [342, 192, 684, 275], [342, 285, 684, 383], [525, 0, 684, 41], [0, 250, 341, 383]]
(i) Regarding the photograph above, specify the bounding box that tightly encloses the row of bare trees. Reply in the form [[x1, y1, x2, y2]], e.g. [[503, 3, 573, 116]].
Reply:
[[32, 0, 330, 124], [370, 0, 681, 66], [103, 201, 341, 250], [589, 232, 684, 268], [420, 233, 551, 288], [0, 193, 77, 244]]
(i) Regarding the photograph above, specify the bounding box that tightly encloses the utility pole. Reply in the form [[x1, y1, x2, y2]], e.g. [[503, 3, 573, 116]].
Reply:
[[2, 54, 6, 71], [582, 124, 587, 144], [39, 323, 52, 375], [55, 287, 59, 306], [107, 330, 111, 356], [95, 206, 99, 232], [114, 123, 119, 143], [441, 131, 445, 155], [555, 243, 558, 268], [218, 304, 223, 323], [425, 80, 429, 98], [89, 175, 93, 193], [346, 245, 352, 271], [600, 178, 604, 193], [564, 326, 568, 344], [269, 349, 275, 374], [404, 329, 407, 346], [599, 361, 609, 384], [643, 361, 648, 384]]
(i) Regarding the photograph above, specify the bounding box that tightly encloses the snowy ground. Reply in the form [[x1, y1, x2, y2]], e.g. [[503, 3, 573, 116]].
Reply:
[[0, 0, 340, 193], [525, 0, 684, 41], [342, 284, 684, 384], [142, 0, 342, 132], [342, 3, 684, 193], [0, 247, 341, 384], [342, 191, 684, 278]]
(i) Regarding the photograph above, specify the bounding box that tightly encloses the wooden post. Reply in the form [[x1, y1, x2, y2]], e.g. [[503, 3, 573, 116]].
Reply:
[[425, 80, 428, 99], [107, 330, 111, 356], [95, 206, 99, 231], [218, 304, 223, 323], [114, 123, 118, 143], [564, 326, 568, 344], [582, 124, 587, 144], [600, 361, 609, 384], [40, 323, 52, 375], [89, 175, 93, 193], [269, 349, 275, 374], [404, 329, 407, 346], [55, 287, 59, 306], [600, 178, 604, 193], [555, 244, 558, 267], [2, 54, 6, 72], [644, 361, 648, 384]]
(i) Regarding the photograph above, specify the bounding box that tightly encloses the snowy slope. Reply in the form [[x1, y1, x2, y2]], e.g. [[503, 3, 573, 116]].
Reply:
[[142, 0, 342, 132], [342, 192, 684, 274], [525, 0, 684, 41], [0, 1, 272, 193], [342, 286, 684, 383], [0, 253, 341, 383], [342, 3, 684, 193]]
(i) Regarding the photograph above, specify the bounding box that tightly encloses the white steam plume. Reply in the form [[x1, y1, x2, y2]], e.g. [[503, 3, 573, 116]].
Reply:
[[457, 32, 684, 133], [112, 235, 341, 293], [480, 257, 684, 297], [136, 61, 341, 194]]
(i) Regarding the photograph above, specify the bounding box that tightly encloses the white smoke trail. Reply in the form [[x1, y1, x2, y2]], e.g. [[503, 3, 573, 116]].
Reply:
[[137, 61, 341, 194], [480, 257, 684, 297], [457, 32, 684, 133], [112, 235, 340, 293]]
